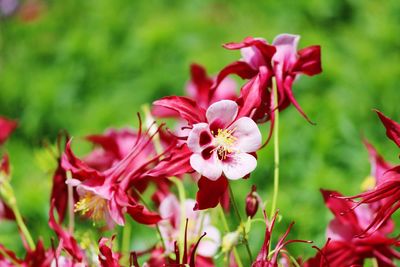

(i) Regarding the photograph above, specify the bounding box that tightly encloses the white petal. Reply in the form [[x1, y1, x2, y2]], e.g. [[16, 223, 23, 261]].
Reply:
[[197, 226, 221, 257], [159, 195, 180, 220], [190, 153, 222, 181], [206, 100, 238, 128], [187, 123, 211, 153], [229, 117, 261, 153], [222, 153, 257, 180]]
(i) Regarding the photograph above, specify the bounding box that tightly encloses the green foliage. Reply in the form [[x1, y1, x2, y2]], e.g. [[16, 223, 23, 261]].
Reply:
[[0, 0, 400, 262]]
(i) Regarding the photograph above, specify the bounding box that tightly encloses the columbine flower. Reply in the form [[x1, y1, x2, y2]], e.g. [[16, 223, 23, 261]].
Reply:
[[252, 212, 311, 267], [216, 34, 321, 123], [187, 100, 261, 180], [304, 190, 400, 266], [152, 63, 237, 120], [61, 125, 162, 227], [340, 111, 400, 234], [158, 194, 221, 258]]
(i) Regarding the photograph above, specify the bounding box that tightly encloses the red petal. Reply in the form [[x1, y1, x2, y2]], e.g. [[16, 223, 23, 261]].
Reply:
[[375, 110, 400, 148], [293, 45, 322, 76], [194, 176, 228, 210], [153, 96, 206, 124]]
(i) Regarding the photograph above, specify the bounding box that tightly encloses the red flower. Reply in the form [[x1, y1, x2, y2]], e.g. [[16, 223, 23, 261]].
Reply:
[[152, 63, 237, 119], [61, 124, 163, 227], [216, 35, 321, 123], [252, 212, 311, 267], [340, 111, 400, 234], [0, 116, 17, 146], [304, 190, 400, 266]]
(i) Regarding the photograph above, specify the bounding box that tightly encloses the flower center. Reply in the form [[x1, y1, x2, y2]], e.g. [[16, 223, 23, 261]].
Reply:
[[75, 192, 108, 222], [212, 128, 237, 160]]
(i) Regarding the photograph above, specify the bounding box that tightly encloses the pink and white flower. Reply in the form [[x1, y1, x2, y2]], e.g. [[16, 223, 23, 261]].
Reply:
[[187, 100, 261, 180], [158, 194, 221, 258]]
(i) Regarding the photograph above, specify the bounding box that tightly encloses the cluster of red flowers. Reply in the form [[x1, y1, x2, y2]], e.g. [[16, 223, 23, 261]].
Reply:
[[0, 33, 399, 267]]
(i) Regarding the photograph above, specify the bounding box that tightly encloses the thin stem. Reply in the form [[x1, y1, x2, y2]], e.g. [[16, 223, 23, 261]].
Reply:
[[228, 184, 253, 263], [131, 187, 166, 250], [269, 77, 280, 220], [169, 177, 186, 264], [66, 171, 75, 233], [217, 205, 244, 267], [121, 221, 132, 264], [10, 201, 35, 250]]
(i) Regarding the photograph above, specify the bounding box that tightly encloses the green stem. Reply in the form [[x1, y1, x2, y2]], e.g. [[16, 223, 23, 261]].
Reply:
[[0, 246, 21, 266], [121, 221, 132, 264], [131, 187, 166, 250], [10, 201, 35, 250], [228, 184, 253, 263], [217, 205, 244, 267], [269, 77, 280, 220]]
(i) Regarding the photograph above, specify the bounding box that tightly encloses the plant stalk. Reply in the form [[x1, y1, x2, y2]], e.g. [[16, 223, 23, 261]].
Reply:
[[269, 77, 280, 220]]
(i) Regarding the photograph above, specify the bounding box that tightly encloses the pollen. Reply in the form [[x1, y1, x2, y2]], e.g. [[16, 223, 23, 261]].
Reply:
[[212, 128, 237, 160], [74, 192, 108, 222]]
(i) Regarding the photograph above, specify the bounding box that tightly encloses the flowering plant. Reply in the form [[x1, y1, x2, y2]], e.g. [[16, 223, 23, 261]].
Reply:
[[1, 32, 399, 267]]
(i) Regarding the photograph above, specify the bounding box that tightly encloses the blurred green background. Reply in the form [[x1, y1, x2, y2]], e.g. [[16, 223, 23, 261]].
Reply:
[[1, 0, 400, 264]]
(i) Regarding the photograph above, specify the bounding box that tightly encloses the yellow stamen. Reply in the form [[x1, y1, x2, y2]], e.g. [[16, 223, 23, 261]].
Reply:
[[212, 128, 237, 160], [74, 192, 107, 222]]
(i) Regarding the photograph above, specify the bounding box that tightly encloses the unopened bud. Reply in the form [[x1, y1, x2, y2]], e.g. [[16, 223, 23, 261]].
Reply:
[[245, 185, 259, 218]]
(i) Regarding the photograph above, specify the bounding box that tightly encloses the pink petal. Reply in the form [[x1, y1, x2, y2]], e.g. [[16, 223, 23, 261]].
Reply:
[[190, 153, 222, 181], [159, 195, 180, 221], [229, 117, 261, 153], [241, 46, 266, 70], [221, 153, 257, 180], [206, 100, 238, 129], [272, 34, 300, 67], [211, 76, 237, 104], [197, 226, 221, 257], [187, 123, 211, 153]]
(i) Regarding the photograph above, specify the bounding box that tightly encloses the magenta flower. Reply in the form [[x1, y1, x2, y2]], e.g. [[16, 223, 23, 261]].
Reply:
[[216, 34, 321, 123], [252, 212, 311, 267], [304, 190, 400, 266], [340, 111, 400, 234], [62, 127, 162, 227], [153, 63, 237, 120], [187, 100, 261, 180]]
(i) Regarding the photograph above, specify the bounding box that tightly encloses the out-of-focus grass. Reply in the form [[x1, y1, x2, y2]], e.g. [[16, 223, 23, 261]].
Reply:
[[0, 0, 400, 263]]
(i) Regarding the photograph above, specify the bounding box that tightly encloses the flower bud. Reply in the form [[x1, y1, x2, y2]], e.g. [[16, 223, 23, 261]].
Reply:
[[245, 185, 258, 218]]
